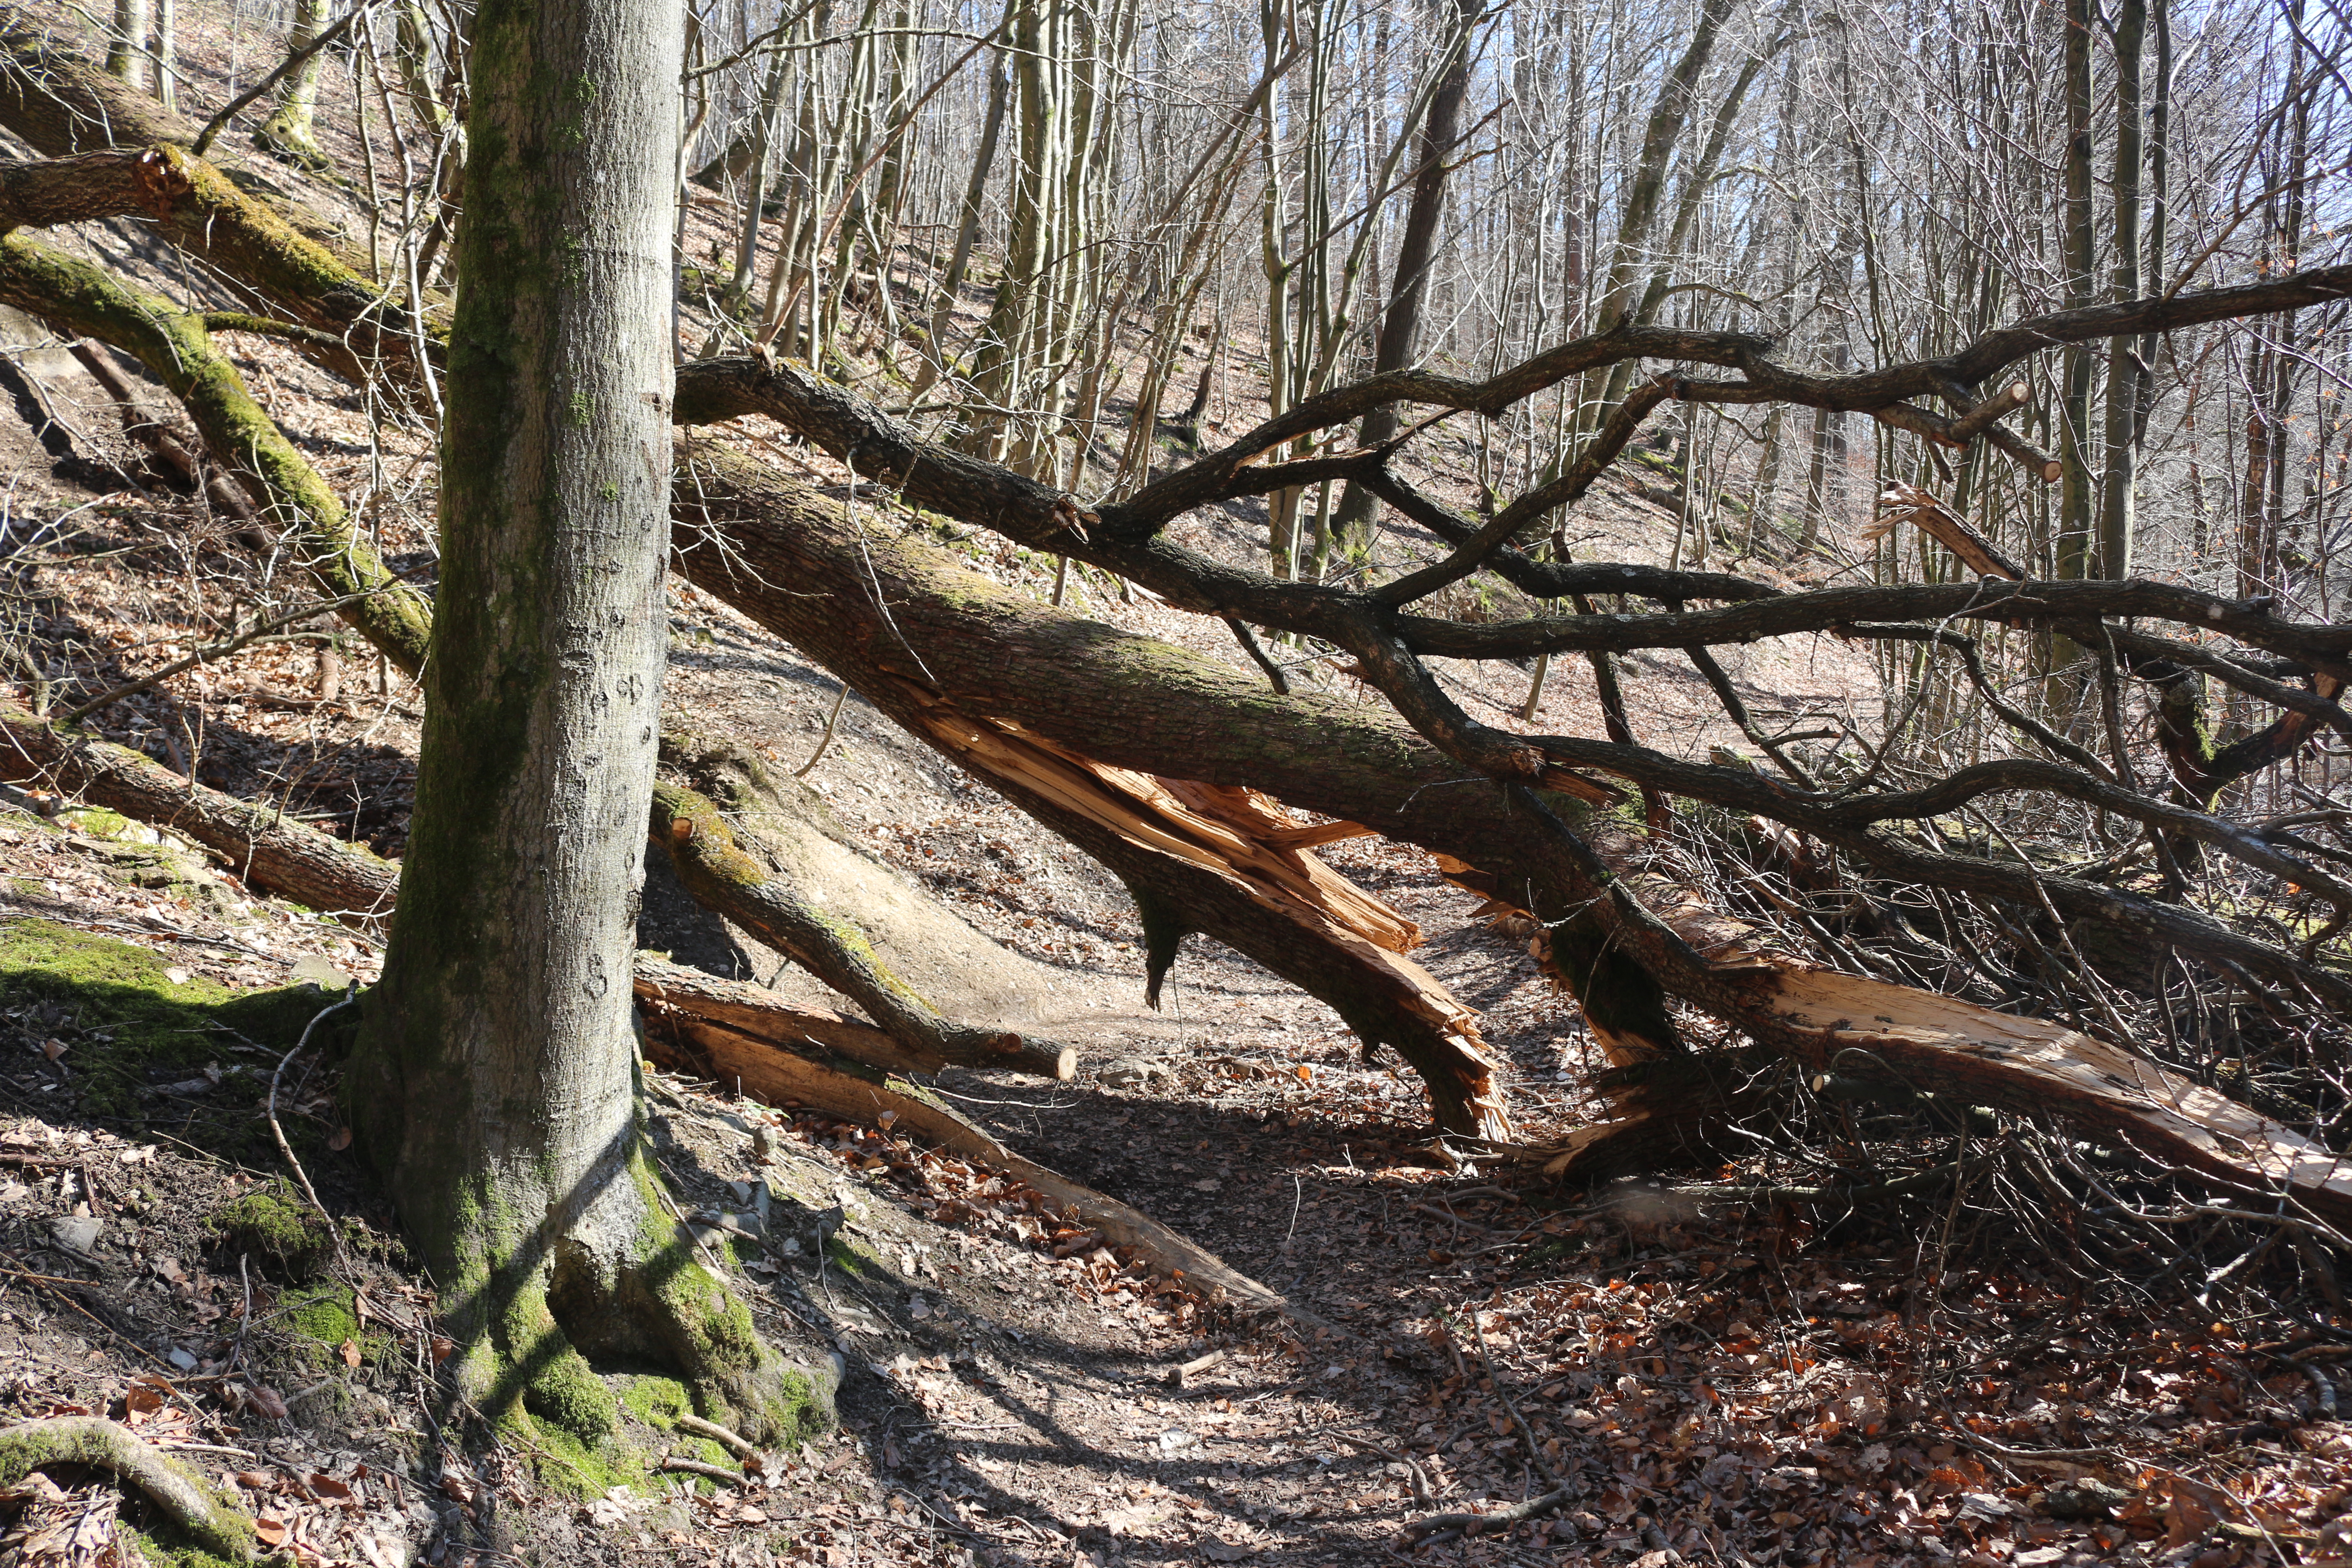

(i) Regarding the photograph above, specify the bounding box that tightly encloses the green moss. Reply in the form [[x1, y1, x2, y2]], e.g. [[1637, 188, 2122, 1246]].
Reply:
[[277, 1283, 396, 1367], [0, 919, 361, 1151], [56, 806, 141, 840], [124, 1527, 248, 1568], [210, 1186, 333, 1280], [620, 1373, 691, 1431]]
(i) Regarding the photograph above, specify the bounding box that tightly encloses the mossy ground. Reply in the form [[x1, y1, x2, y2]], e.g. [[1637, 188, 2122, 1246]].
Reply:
[[0, 916, 354, 1158]]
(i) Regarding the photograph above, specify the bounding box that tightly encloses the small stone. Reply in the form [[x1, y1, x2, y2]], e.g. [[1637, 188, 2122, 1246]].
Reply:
[[167, 1348, 199, 1372], [1099, 1057, 1166, 1089], [49, 1215, 101, 1254], [726, 1180, 754, 1205], [289, 955, 349, 991], [908, 1296, 930, 1320]]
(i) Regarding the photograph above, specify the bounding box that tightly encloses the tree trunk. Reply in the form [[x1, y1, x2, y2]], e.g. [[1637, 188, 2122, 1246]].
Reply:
[[104, 0, 151, 88], [2096, 0, 2145, 581], [345, 0, 829, 1452], [257, 0, 331, 167], [1328, 0, 1480, 556]]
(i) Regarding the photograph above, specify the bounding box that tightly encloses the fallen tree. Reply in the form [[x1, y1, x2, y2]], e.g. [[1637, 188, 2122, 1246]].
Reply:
[[0, 105, 2346, 1234], [662, 456, 2352, 1226]]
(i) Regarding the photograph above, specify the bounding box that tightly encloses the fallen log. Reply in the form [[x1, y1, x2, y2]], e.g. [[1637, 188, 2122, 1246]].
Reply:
[[672, 449, 1514, 1138], [0, 23, 443, 381], [0, 704, 1073, 1081], [0, 702, 399, 916], [635, 992, 1347, 1340], [651, 779, 1076, 1080], [663, 459, 2352, 1223], [632, 957, 941, 1078]]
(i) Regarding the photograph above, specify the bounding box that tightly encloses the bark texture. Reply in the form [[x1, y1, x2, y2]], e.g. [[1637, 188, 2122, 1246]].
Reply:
[[345, 0, 825, 1452]]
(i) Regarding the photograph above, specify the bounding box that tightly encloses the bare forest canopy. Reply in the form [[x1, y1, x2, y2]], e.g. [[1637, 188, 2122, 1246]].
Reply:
[[7, 0, 2352, 1322]]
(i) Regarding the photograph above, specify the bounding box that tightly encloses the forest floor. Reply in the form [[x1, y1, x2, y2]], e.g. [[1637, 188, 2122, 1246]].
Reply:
[[1, 11, 2351, 1565]]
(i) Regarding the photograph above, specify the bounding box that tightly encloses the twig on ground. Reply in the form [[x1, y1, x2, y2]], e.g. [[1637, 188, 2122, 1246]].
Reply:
[[1401, 1480, 1576, 1544], [675, 1412, 760, 1460], [1461, 1307, 1565, 1493], [659, 1455, 750, 1488], [266, 984, 361, 1271], [1331, 1433, 1433, 1506]]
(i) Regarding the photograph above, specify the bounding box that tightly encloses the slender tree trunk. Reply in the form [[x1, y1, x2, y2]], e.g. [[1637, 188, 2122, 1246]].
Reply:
[[105, 0, 151, 88], [348, 0, 828, 1450], [2097, 0, 2145, 581], [150, 0, 173, 110], [2055, 0, 2097, 586], [909, 44, 1007, 396], [259, 0, 332, 167], [1329, 0, 1481, 554]]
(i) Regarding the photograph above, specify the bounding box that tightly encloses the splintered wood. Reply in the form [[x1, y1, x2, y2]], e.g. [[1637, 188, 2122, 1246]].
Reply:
[[1455, 823, 2352, 1224], [892, 690, 1511, 1140], [1866, 483, 2026, 580]]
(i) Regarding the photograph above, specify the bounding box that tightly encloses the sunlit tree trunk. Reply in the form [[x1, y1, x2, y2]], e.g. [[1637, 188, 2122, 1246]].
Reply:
[[349, 0, 829, 1449]]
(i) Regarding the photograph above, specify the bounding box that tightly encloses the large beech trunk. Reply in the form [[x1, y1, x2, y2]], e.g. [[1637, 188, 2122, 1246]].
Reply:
[[341, 0, 827, 1450]]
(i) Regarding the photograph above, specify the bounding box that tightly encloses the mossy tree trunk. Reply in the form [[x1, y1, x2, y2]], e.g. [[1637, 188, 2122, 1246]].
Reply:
[[346, 0, 826, 1455], [257, 0, 331, 167]]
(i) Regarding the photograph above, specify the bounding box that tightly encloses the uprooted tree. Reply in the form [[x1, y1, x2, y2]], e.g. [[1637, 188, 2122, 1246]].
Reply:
[[1, 0, 2351, 1420]]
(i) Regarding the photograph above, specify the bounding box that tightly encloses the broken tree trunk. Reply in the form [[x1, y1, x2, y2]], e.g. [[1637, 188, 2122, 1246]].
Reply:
[[0, 25, 442, 380], [671, 446, 1514, 1139], [0, 703, 1071, 1083], [652, 779, 1076, 1079], [664, 457, 2352, 1224], [635, 995, 1344, 1338]]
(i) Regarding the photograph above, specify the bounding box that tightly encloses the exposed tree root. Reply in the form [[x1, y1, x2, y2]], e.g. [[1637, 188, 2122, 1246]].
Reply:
[[0, 1416, 258, 1563], [636, 996, 1349, 1342]]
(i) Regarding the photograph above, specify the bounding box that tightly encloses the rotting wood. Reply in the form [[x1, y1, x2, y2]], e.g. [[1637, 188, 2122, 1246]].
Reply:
[[632, 957, 946, 1078], [1453, 865, 2352, 1226]]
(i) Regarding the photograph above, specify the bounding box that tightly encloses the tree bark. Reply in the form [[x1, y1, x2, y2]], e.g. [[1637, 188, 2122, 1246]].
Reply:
[[672, 444, 1524, 1142], [1328, 0, 1481, 554], [104, 0, 152, 88], [345, 0, 829, 1452], [257, 0, 332, 168], [650, 779, 1078, 1079]]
